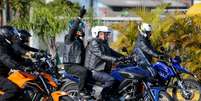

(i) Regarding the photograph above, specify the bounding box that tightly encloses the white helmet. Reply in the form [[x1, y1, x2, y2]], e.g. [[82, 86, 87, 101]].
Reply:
[[138, 22, 152, 37], [91, 26, 111, 38]]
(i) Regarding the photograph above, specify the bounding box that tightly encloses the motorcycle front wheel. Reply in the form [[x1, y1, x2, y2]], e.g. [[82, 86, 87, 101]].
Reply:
[[172, 79, 201, 101]]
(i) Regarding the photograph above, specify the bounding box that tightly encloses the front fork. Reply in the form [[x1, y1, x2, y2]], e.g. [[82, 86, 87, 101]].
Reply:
[[175, 74, 192, 99], [143, 81, 155, 101], [177, 80, 187, 93]]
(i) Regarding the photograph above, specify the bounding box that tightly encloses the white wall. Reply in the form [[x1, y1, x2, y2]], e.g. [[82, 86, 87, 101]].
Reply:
[[194, 0, 201, 4]]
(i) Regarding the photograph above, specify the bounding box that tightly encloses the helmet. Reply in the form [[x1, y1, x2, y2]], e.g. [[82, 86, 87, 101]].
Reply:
[[138, 22, 152, 37], [91, 26, 111, 38], [68, 20, 85, 32], [0, 26, 20, 42], [18, 29, 31, 43]]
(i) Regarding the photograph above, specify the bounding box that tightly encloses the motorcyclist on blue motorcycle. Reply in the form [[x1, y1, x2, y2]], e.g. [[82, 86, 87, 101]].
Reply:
[[133, 22, 165, 77], [63, 6, 89, 93], [85, 26, 124, 100]]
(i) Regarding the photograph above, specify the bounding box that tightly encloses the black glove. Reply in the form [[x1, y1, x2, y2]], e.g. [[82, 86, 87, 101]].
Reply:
[[115, 56, 136, 65], [124, 56, 137, 65], [79, 6, 86, 18]]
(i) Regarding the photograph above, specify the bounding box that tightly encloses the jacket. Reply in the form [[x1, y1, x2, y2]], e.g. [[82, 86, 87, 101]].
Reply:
[[63, 18, 85, 65], [133, 34, 161, 64], [0, 37, 19, 71], [84, 38, 122, 71]]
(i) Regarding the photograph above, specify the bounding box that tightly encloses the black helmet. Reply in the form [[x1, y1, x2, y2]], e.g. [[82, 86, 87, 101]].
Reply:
[[18, 29, 31, 43], [0, 26, 20, 42]]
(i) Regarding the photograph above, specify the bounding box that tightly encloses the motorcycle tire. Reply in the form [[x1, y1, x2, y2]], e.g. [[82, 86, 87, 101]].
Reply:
[[172, 79, 201, 101]]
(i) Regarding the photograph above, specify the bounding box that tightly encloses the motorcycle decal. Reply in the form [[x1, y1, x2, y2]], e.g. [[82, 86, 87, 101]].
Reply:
[[153, 62, 175, 80], [8, 71, 36, 88]]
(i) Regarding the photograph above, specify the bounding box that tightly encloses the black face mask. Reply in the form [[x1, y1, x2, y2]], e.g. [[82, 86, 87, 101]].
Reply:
[[81, 32, 85, 37]]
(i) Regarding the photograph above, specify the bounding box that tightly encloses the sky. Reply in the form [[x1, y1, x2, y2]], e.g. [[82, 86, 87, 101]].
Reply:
[[69, 0, 90, 8]]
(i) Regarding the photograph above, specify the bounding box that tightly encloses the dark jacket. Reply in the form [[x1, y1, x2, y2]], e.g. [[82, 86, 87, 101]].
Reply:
[[84, 38, 123, 71], [133, 34, 161, 65], [0, 37, 20, 74], [63, 18, 85, 65]]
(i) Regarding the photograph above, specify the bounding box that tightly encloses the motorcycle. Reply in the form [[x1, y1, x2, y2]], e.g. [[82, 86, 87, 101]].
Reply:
[[0, 52, 73, 101], [151, 55, 201, 101], [59, 56, 173, 101]]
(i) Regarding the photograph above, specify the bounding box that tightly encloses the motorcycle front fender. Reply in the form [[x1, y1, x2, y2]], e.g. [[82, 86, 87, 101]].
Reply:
[[51, 91, 68, 101]]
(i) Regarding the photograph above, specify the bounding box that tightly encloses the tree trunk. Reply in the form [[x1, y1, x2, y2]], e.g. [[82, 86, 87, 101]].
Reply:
[[2, 0, 7, 25], [48, 37, 56, 59]]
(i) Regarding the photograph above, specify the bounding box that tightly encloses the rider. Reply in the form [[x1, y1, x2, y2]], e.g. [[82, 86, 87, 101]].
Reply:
[[85, 26, 123, 100], [63, 6, 88, 92], [133, 22, 164, 77], [11, 29, 43, 67], [0, 26, 27, 101]]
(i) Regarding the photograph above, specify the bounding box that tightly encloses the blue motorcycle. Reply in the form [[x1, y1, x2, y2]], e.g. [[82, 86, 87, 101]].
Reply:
[[111, 64, 173, 101], [151, 55, 201, 101], [59, 60, 173, 101]]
